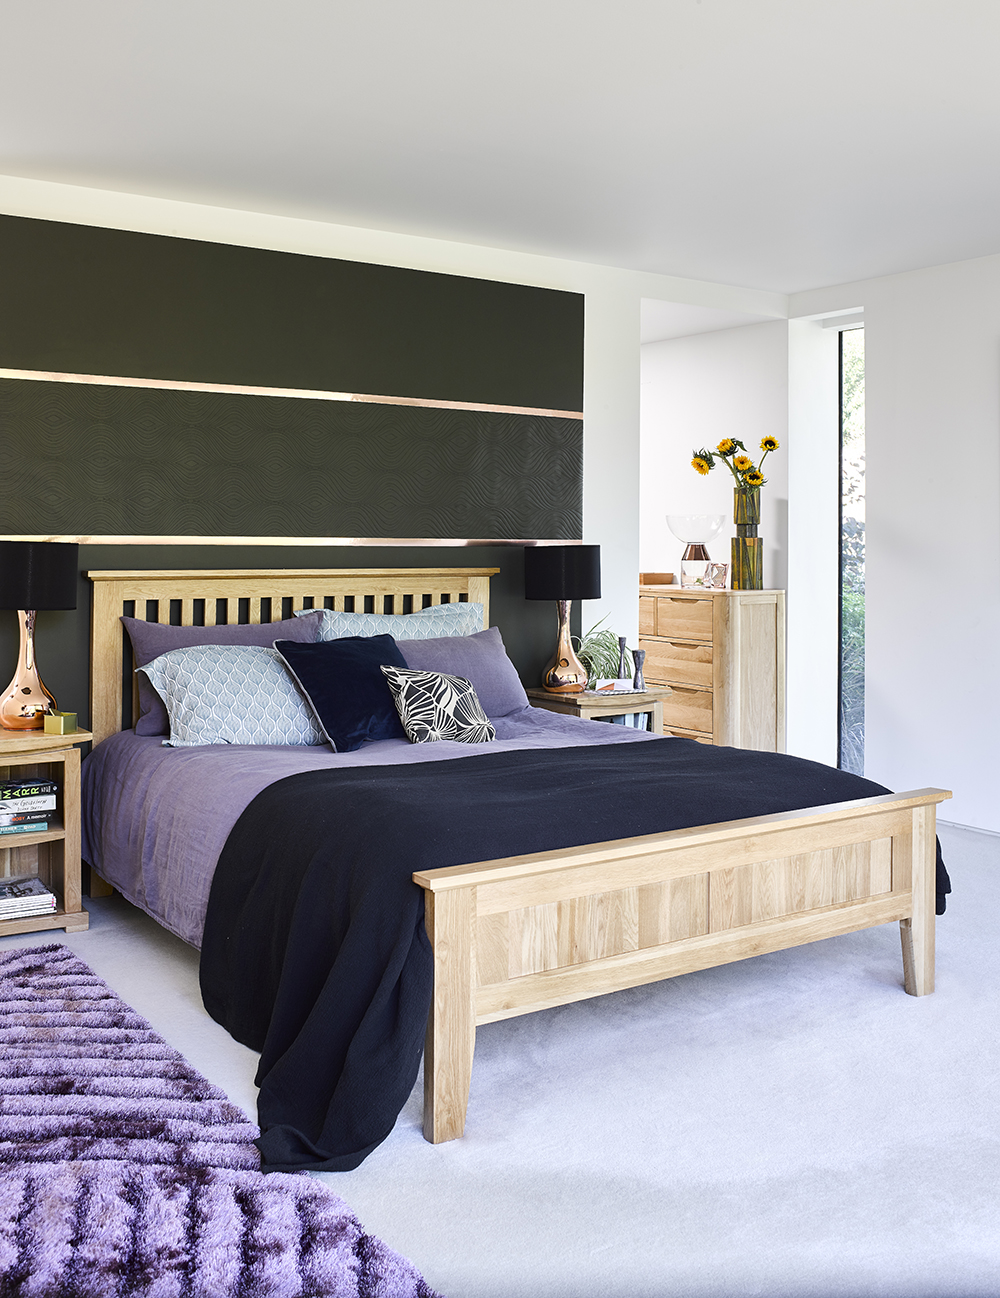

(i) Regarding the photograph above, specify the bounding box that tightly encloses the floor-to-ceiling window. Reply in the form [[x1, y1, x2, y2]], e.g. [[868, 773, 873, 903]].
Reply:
[[839, 327, 865, 773]]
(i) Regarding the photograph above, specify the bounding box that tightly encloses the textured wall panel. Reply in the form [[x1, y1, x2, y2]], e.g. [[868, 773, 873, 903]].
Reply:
[[0, 215, 584, 411], [0, 378, 582, 540]]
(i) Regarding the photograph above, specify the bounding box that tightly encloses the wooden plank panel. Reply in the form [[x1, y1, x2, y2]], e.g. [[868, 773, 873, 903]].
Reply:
[[870, 836, 893, 894], [508, 900, 560, 977], [709, 865, 754, 931], [668, 875, 709, 941], [892, 826, 913, 895], [466, 807, 919, 914], [476, 912, 509, 987], [477, 893, 911, 1023]]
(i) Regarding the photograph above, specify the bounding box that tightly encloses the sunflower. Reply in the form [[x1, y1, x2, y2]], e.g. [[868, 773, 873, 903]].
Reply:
[[691, 456, 711, 476], [716, 438, 736, 455], [760, 436, 779, 452], [743, 469, 765, 487], [733, 455, 753, 472]]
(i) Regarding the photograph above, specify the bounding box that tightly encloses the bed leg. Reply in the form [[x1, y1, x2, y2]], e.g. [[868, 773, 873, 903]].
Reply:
[[422, 886, 476, 1144], [900, 804, 935, 996], [86, 865, 114, 898]]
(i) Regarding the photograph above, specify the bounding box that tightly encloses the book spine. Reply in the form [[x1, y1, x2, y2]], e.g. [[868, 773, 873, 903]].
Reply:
[[0, 795, 57, 814], [0, 823, 49, 836], [0, 781, 59, 800]]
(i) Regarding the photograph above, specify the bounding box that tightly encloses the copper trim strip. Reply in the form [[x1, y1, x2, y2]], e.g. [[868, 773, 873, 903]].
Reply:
[[0, 368, 584, 421], [0, 535, 582, 548]]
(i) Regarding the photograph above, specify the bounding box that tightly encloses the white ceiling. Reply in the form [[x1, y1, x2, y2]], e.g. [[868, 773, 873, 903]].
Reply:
[[4, 1, 1000, 295], [640, 300, 772, 344]]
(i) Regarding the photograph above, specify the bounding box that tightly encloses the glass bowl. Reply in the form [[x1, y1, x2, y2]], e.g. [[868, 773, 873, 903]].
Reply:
[[666, 514, 725, 545]]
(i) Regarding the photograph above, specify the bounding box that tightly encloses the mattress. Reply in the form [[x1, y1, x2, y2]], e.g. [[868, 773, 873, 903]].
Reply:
[[81, 705, 658, 947]]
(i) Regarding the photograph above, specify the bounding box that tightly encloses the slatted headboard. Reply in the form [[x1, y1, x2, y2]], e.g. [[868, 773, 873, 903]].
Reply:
[[88, 567, 499, 746]]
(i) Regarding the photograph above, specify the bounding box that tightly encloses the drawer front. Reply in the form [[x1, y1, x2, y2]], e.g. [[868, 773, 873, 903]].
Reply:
[[660, 684, 713, 734], [640, 638, 713, 689], [655, 596, 713, 640], [638, 595, 656, 637], [664, 726, 714, 745]]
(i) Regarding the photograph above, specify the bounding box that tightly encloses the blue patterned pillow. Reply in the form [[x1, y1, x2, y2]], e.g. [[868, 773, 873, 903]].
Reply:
[[300, 603, 484, 642], [380, 665, 496, 745], [140, 645, 325, 748]]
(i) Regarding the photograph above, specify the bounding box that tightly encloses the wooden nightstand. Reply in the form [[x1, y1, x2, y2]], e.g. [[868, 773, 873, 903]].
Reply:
[[526, 686, 674, 735], [0, 729, 92, 937]]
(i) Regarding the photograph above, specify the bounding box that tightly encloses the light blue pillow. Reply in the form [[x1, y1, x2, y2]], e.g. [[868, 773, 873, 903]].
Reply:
[[300, 602, 484, 642], [140, 645, 325, 748]]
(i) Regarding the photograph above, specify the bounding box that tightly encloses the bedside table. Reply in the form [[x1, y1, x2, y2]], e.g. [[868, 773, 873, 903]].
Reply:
[[0, 728, 92, 937], [525, 686, 673, 735]]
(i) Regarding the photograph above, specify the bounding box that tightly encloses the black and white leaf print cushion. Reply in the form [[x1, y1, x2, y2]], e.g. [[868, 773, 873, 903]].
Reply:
[[380, 665, 496, 745]]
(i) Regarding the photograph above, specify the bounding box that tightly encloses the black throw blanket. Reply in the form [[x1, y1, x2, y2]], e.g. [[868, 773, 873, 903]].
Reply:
[[200, 739, 950, 1173]]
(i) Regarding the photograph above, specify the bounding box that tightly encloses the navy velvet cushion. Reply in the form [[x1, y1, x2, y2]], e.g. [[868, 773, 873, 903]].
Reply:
[[273, 634, 409, 752]]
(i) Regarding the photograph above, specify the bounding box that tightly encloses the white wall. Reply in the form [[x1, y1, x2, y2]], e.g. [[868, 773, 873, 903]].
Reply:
[[0, 174, 786, 649], [639, 320, 789, 589], [786, 318, 841, 765], [791, 254, 1000, 832]]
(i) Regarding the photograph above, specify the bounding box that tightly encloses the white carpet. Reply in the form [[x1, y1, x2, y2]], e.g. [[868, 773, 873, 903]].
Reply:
[[3, 820, 996, 1298]]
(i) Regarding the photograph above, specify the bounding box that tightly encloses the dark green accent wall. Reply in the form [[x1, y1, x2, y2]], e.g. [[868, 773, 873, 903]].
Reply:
[[1, 377, 582, 540], [0, 215, 584, 409], [0, 216, 584, 721]]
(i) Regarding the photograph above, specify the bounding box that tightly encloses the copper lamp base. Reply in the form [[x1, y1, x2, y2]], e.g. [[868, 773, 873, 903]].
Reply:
[[0, 610, 56, 730], [541, 599, 589, 693]]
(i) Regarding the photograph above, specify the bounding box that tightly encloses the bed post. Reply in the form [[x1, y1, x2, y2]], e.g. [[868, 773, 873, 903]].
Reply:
[[900, 802, 936, 996], [422, 884, 476, 1143]]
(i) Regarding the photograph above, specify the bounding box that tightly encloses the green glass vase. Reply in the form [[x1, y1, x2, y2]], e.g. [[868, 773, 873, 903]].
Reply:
[[731, 488, 763, 590]]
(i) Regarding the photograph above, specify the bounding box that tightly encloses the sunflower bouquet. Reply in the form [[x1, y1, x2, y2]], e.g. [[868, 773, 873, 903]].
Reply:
[[691, 436, 779, 488]]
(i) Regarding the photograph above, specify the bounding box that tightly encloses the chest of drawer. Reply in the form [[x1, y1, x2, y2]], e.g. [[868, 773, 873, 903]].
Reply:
[[655, 595, 713, 641], [639, 638, 713, 689]]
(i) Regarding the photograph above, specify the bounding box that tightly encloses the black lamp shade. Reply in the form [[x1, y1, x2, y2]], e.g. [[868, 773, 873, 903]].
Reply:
[[0, 541, 79, 611], [524, 544, 601, 601]]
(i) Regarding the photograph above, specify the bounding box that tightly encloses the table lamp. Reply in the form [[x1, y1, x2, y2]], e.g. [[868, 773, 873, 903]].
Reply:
[[524, 544, 601, 693], [0, 541, 79, 730]]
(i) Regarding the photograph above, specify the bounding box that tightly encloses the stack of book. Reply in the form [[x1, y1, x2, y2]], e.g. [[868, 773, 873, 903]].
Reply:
[[0, 777, 58, 835], [0, 876, 57, 920]]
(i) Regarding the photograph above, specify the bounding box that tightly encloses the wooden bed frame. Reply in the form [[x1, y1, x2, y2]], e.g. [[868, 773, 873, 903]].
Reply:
[[87, 567, 951, 1147]]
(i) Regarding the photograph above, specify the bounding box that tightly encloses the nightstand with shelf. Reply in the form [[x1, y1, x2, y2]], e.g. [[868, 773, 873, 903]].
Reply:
[[526, 685, 674, 734], [0, 729, 92, 937]]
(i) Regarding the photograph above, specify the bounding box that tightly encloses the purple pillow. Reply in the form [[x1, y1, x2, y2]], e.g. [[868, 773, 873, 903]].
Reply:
[[122, 610, 324, 736], [397, 626, 528, 719]]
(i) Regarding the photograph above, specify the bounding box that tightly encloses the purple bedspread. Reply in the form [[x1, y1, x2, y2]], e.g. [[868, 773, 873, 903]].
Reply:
[[81, 706, 658, 947]]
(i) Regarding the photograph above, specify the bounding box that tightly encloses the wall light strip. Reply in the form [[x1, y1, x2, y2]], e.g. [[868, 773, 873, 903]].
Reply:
[[0, 367, 584, 421], [0, 535, 582, 548]]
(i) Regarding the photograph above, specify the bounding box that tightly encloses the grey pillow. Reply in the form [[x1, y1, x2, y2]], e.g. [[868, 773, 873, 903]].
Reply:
[[396, 626, 528, 719], [303, 602, 484, 642], [122, 610, 324, 735], [141, 645, 325, 748]]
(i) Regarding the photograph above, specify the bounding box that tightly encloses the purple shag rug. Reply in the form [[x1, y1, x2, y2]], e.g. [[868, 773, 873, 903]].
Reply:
[[0, 945, 441, 1297]]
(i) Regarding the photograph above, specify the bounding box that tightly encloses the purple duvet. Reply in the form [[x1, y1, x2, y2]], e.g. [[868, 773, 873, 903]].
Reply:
[[81, 706, 658, 947]]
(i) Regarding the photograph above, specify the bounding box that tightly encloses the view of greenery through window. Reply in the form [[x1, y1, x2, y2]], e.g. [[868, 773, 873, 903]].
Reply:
[[840, 327, 865, 774]]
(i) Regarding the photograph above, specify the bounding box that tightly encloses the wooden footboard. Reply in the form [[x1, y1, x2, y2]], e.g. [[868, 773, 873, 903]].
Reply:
[[414, 786, 950, 1144]]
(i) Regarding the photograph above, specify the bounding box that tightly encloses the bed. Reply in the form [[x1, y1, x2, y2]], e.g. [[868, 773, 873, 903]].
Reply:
[[84, 565, 951, 1162]]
